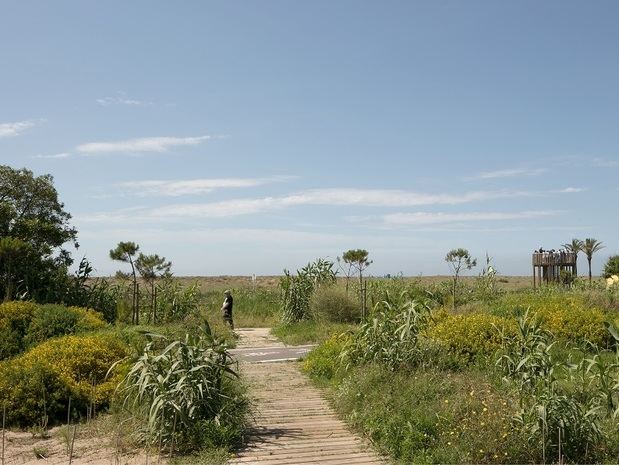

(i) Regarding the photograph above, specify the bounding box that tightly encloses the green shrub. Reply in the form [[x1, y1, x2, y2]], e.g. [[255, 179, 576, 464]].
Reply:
[[428, 313, 515, 358], [303, 333, 350, 380], [24, 304, 106, 347], [310, 285, 360, 323], [0, 333, 128, 427], [0, 301, 38, 359], [603, 255, 619, 279]]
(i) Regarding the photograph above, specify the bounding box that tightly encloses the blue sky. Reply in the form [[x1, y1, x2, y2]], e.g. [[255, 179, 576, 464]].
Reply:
[[1, 1, 617, 276]]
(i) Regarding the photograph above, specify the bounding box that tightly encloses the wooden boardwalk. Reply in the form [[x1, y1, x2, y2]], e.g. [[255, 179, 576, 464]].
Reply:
[[229, 329, 383, 465]]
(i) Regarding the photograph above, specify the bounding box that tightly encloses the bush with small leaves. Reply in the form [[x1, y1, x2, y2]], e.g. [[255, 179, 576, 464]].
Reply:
[[428, 313, 516, 358], [24, 304, 106, 348], [310, 285, 360, 323], [303, 333, 351, 380], [0, 301, 38, 360], [0, 333, 128, 427]]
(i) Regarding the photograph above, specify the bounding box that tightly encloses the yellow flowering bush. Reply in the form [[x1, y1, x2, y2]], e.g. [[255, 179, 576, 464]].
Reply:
[[0, 333, 128, 427], [495, 294, 611, 346], [606, 274, 619, 289], [427, 313, 516, 357], [534, 304, 608, 346]]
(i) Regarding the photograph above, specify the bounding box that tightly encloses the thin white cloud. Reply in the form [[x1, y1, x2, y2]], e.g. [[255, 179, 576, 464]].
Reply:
[[76, 188, 534, 223], [0, 120, 36, 138], [96, 91, 152, 107], [551, 155, 619, 169], [119, 176, 295, 197], [76, 135, 211, 155], [150, 188, 533, 219], [592, 157, 619, 168], [79, 227, 371, 246], [552, 187, 586, 193], [32, 152, 72, 159], [467, 168, 546, 180], [382, 210, 560, 226]]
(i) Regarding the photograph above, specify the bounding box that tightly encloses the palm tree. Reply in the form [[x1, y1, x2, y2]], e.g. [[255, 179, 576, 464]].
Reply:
[[562, 238, 583, 277], [582, 238, 604, 283]]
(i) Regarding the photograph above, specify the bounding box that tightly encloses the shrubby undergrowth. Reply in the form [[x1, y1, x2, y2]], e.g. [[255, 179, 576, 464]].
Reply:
[[116, 322, 249, 454], [0, 333, 128, 427], [310, 285, 360, 323], [304, 279, 619, 464], [0, 301, 107, 360], [279, 258, 336, 324]]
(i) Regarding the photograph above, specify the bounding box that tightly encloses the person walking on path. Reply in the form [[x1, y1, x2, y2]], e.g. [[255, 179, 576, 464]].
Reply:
[[221, 289, 234, 330]]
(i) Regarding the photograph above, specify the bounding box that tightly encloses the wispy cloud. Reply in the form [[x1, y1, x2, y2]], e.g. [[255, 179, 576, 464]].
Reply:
[[382, 210, 560, 226], [149, 188, 534, 219], [78, 227, 385, 247], [551, 155, 619, 169], [76, 135, 211, 155], [467, 168, 546, 180], [119, 176, 296, 197], [96, 91, 152, 107], [32, 152, 72, 160], [279, 188, 513, 207], [551, 187, 586, 193], [0, 120, 36, 138], [77, 188, 534, 223], [592, 157, 619, 168]]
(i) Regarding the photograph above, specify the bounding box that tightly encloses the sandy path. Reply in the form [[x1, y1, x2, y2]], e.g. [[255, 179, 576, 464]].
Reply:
[[1, 424, 152, 465]]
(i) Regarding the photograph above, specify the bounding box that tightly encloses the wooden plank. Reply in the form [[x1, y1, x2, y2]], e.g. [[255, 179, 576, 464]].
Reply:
[[229, 331, 384, 465]]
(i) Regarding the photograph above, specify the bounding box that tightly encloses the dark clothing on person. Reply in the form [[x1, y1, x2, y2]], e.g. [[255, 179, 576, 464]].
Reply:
[[222, 295, 234, 329]]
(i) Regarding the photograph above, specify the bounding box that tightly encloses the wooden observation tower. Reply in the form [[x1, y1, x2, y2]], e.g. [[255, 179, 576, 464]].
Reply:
[[532, 250, 577, 288]]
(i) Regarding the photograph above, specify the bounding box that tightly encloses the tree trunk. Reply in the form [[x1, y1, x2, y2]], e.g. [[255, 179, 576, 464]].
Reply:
[[588, 257, 592, 283], [129, 258, 137, 325], [135, 282, 140, 325], [452, 276, 457, 311], [151, 281, 156, 324], [574, 256, 578, 278]]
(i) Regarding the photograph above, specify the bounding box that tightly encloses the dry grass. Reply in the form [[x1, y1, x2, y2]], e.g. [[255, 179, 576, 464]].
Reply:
[[96, 275, 535, 292]]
